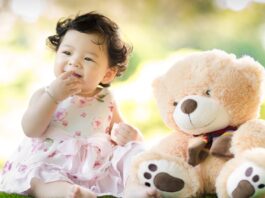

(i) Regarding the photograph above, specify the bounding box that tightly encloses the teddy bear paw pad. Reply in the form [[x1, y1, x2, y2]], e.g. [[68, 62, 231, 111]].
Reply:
[[227, 161, 265, 198], [137, 160, 185, 193]]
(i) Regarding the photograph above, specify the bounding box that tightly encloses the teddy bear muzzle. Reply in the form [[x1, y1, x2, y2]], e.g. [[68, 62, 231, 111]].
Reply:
[[173, 95, 230, 135]]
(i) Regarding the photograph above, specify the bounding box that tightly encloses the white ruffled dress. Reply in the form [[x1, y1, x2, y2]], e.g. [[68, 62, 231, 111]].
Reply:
[[0, 88, 143, 197]]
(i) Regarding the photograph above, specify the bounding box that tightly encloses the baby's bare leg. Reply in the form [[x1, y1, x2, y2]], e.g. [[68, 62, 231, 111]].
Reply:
[[29, 178, 96, 198]]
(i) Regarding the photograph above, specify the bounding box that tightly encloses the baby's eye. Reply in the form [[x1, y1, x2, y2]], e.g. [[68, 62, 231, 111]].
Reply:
[[62, 51, 71, 55], [84, 57, 94, 62]]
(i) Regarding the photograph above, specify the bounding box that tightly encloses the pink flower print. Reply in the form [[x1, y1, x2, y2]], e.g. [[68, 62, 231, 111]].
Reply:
[[109, 103, 114, 112], [48, 151, 57, 158], [74, 131, 81, 137], [77, 97, 93, 107], [107, 115, 112, 122], [80, 112, 87, 118], [62, 120, 68, 127], [79, 98, 87, 106], [55, 109, 68, 127], [55, 109, 67, 121], [17, 164, 27, 173], [105, 127, 111, 134], [31, 139, 44, 153], [92, 119, 102, 129], [2, 161, 12, 174], [31, 138, 54, 153], [93, 160, 102, 168], [67, 173, 78, 180]]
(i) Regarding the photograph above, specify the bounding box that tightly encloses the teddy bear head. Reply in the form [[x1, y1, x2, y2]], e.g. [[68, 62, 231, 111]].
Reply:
[[152, 49, 265, 135]]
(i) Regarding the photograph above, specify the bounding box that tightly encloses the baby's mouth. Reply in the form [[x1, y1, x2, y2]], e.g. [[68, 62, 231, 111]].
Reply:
[[72, 72, 82, 78]]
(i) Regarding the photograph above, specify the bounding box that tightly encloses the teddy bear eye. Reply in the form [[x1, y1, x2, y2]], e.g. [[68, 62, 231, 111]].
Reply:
[[205, 89, 211, 96], [173, 101, 178, 106]]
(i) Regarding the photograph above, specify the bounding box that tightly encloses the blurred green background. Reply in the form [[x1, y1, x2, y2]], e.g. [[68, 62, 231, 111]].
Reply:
[[1, 0, 265, 169]]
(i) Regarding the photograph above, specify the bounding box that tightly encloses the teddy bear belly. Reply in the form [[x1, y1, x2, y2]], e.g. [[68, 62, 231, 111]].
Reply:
[[198, 155, 229, 193]]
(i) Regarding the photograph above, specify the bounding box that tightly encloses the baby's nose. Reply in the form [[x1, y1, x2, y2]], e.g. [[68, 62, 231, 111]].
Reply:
[[69, 61, 81, 68], [64, 65, 81, 72], [69, 56, 82, 67]]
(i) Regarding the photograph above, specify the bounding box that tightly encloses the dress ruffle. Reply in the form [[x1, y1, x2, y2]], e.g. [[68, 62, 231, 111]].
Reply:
[[0, 132, 144, 197]]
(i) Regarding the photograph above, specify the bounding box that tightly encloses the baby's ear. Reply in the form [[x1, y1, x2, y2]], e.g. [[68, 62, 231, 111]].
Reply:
[[101, 68, 118, 84]]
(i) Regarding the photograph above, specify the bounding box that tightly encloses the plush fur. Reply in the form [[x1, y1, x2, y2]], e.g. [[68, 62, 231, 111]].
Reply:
[[124, 49, 265, 198]]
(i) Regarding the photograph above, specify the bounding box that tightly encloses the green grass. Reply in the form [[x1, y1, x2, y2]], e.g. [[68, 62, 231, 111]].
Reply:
[[0, 192, 31, 198], [0, 192, 116, 198]]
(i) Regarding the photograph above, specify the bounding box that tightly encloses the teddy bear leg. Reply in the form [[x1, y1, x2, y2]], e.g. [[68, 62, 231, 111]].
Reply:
[[124, 184, 161, 198], [136, 156, 201, 198], [216, 148, 265, 198]]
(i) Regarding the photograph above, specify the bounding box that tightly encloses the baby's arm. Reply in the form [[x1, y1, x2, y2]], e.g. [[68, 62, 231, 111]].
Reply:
[[21, 88, 57, 138], [110, 101, 144, 146], [22, 71, 82, 137]]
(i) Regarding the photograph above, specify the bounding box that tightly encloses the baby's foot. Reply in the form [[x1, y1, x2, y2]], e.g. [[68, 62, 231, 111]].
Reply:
[[68, 185, 96, 198]]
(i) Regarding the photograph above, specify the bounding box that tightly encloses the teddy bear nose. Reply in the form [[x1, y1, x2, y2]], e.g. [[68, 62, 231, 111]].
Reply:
[[181, 99, 197, 114]]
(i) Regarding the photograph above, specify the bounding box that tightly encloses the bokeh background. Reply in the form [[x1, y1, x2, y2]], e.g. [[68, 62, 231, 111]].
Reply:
[[1, 0, 265, 168]]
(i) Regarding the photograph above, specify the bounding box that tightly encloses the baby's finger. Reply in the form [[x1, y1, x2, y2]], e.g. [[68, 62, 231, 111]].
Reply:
[[121, 129, 136, 141], [117, 139, 127, 146], [61, 70, 82, 81], [119, 124, 138, 136], [115, 128, 131, 140], [118, 123, 134, 131], [64, 76, 82, 84], [59, 70, 75, 80], [113, 133, 127, 145]]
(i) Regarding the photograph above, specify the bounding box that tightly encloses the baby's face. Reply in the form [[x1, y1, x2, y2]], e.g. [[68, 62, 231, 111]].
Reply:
[[54, 30, 115, 94]]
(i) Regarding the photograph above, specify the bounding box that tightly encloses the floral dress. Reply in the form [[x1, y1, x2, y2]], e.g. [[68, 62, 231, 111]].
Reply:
[[0, 88, 143, 197]]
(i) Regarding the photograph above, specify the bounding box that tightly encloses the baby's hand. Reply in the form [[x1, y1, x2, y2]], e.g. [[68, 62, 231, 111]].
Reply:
[[111, 123, 139, 146], [48, 71, 82, 102]]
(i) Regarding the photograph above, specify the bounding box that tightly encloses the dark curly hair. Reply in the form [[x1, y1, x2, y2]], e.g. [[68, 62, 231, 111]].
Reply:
[[47, 11, 132, 87]]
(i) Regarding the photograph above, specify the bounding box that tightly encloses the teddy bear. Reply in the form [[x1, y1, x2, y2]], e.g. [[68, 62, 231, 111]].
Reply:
[[124, 49, 265, 198]]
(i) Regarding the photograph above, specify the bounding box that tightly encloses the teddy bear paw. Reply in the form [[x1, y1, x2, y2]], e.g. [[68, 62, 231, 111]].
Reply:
[[137, 159, 187, 197], [227, 161, 265, 198]]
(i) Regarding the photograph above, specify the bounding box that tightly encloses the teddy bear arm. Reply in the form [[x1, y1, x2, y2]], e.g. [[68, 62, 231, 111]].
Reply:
[[231, 119, 265, 155], [152, 132, 189, 159]]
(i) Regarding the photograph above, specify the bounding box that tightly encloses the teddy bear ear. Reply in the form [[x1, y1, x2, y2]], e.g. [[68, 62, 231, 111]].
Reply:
[[238, 56, 265, 100], [152, 76, 165, 99], [239, 56, 265, 87], [152, 75, 172, 121]]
